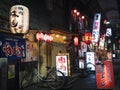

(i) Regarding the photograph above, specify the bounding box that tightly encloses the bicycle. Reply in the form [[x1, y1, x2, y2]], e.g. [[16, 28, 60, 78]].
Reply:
[[21, 62, 65, 90], [74, 58, 95, 76]]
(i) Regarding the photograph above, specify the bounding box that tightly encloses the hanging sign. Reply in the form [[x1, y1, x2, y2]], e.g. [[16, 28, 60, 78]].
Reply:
[[10, 5, 29, 34], [92, 13, 101, 46]]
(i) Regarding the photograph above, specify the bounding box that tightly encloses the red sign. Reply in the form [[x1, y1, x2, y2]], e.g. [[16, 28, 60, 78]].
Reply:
[[96, 60, 114, 89]]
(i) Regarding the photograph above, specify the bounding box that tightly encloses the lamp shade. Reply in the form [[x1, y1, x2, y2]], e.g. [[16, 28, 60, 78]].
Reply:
[[10, 5, 29, 34], [84, 32, 92, 44], [74, 36, 78, 46], [36, 32, 44, 41]]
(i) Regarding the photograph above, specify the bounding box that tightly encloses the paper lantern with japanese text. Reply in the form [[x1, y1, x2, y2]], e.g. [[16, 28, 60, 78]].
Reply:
[[74, 36, 78, 46], [10, 5, 29, 34], [36, 32, 44, 41], [84, 32, 92, 44]]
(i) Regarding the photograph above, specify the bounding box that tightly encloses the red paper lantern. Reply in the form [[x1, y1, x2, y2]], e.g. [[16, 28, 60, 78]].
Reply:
[[74, 36, 78, 46], [36, 32, 53, 42], [84, 32, 92, 44], [36, 32, 44, 41]]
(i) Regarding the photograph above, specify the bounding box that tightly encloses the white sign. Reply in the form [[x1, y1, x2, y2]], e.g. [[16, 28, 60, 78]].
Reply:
[[86, 52, 95, 71], [106, 28, 112, 36], [92, 13, 101, 45], [56, 55, 68, 76], [81, 42, 87, 57], [99, 35, 105, 50], [79, 59, 84, 69]]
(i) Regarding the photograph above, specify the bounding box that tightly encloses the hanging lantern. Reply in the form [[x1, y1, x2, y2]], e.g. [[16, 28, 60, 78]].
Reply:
[[84, 32, 92, 44], [10, 5, 29, 34], [36, 32, 44, 41], [74, 36, 78, 46]]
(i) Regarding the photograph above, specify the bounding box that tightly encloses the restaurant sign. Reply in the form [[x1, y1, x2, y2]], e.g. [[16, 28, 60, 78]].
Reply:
[[56, 55, 68, 76], [0, 35, 26, 60]]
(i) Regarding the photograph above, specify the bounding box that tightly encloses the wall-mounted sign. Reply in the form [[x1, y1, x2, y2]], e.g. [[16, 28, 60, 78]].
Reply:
[[0, 35, 26, 60], [10, 5, 29, 34]]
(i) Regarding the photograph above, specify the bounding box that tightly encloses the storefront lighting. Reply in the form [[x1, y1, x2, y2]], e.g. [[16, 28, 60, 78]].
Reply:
[[10, 5, 29, 34], [63, 36, 66, 39], [56, 34, 60, 38]]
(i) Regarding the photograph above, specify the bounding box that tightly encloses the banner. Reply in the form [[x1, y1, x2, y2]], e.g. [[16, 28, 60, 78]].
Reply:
[[0, 35, 26, 60], [96, 60, 114, 89]]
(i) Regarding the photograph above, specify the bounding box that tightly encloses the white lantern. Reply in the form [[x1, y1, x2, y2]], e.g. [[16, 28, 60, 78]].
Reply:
[[10, 5, 29, 34]]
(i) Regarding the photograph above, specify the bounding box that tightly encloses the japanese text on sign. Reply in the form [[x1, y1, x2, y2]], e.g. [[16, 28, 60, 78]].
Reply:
[[56, 55, 68, 76]]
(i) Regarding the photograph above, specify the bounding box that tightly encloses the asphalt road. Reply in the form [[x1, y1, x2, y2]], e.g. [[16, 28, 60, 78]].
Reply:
[[21, 73, 97, 90]]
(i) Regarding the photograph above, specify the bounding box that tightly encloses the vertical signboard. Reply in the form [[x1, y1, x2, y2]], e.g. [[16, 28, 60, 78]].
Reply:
[[92, 13, 101, 46], [96, 60, 114, 89], [24, 41, 38, 62], [56, 55, 68, 76], [86, 52, 95, 71]]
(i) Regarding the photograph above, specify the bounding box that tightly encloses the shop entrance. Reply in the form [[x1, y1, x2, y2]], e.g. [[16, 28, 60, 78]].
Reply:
[[0, 58, 7, 90], [7, 59, 20, 90]]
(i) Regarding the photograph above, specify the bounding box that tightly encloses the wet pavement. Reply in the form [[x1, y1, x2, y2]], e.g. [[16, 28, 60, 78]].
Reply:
[[21, 70, 120, 90], [21, 72, 97, 90]]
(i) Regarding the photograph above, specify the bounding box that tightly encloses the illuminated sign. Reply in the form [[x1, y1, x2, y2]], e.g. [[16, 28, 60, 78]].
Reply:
[[106, 28, 112, 36], [86, 52, 95, 71], [56, 55, 68, 76], [92, 13, 101, 45]]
